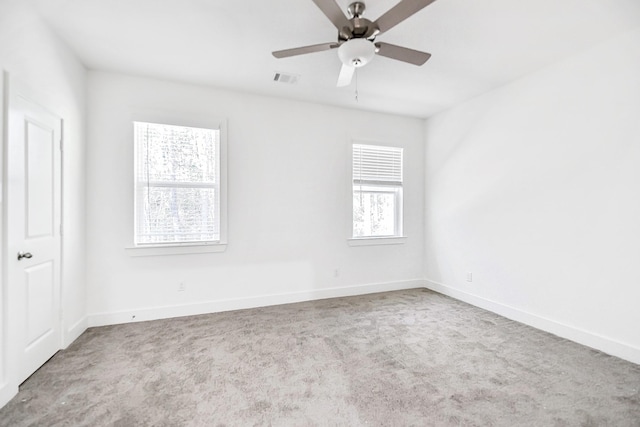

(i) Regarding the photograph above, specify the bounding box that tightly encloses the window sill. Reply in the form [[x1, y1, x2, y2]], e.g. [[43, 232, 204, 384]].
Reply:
[[348, 236, 407, 246], [125, 242, 227, 257]]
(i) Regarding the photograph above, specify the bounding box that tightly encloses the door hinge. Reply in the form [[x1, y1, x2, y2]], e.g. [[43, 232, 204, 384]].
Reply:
[[60, 223, 63, 236]]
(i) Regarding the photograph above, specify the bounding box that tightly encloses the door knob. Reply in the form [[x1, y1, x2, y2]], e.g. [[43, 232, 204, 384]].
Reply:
[[17, 252, 32, 261]]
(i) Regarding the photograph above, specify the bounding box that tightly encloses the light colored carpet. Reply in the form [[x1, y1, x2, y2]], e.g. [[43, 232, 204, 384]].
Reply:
[[1, 288, 638, 426]]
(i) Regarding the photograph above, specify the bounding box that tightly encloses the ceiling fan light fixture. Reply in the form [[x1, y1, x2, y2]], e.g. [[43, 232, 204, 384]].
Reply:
[[338, 38, 375, 68]]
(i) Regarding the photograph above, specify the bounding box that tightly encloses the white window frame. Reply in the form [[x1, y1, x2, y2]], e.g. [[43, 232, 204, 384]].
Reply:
[[126, 116, 228, 257], [349, 141, 406, 246]]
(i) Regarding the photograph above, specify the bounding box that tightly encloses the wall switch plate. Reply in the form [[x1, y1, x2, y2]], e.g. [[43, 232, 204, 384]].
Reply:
[[466, 272, 473, 282]]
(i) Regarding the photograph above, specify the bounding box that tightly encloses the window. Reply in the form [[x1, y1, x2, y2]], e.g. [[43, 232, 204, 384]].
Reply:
[[134, 121, 226, 248], [352, 143, 403, 239]]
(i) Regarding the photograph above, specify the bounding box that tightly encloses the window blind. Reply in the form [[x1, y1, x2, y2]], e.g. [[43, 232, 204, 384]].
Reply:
[[353, 144, 403, 185]]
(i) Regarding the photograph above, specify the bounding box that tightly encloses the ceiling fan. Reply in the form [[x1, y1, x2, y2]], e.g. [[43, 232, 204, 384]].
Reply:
[[272, 0, 437, 87]]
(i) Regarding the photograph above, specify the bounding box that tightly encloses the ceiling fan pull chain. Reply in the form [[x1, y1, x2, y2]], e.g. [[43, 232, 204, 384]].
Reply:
[[355, 68, 359, 102]]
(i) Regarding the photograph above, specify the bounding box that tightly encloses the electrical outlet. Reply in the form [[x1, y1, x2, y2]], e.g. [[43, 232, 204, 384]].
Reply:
[[178, 282, 186, 292], [334, 269, 340, 278], [466, 272, 473, 282]]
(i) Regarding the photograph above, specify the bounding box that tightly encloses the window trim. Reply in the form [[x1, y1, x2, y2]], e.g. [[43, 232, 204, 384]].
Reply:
[[125, 242, 227, 257], [128, 113, 228, 255], [350, 141, 405, 243], [347, 236, 407, 246]]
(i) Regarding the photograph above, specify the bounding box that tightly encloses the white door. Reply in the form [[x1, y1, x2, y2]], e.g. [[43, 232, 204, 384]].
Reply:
[[6, 82, 62, 383]]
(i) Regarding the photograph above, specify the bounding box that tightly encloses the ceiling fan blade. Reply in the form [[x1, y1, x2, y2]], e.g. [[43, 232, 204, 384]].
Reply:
[[311, 0, 350, 31], [375, 42, 431, 65], [373, 0, 438, 35], [272, 42, 339, 58], [337, 64, 355, 87]]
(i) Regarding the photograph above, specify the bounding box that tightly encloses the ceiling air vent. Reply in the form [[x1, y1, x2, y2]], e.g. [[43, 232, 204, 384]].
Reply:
[[273, 72, 299, 84]]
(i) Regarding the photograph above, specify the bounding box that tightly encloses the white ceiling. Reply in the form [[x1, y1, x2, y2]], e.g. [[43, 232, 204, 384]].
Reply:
[[33, 0, 640, 118]]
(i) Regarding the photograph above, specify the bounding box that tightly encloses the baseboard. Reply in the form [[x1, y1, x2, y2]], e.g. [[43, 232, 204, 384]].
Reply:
[[0, 382, 18, 412], [424, 279, 640, 365], [88, 279, 425, 328], [64, 316, 88, 348]]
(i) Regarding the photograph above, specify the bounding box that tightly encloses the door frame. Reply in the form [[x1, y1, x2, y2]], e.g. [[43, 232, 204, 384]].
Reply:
[[0, 71, 64, 404]]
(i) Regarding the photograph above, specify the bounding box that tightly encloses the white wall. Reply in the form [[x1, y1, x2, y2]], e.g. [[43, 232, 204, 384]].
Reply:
[[0, 0, 87, 408], [424, 28, 640, 363], [86, 71, 425, 324]]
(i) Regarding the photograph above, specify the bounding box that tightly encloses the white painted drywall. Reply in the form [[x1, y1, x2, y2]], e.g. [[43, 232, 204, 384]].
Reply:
[[0, 0, 87, 409], [424, 28, 640, 362], [85, 71, 425, 323]]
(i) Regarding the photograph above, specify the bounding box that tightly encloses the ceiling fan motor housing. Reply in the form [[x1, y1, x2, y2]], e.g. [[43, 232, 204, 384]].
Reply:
[[338, 38, 375, 67]]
